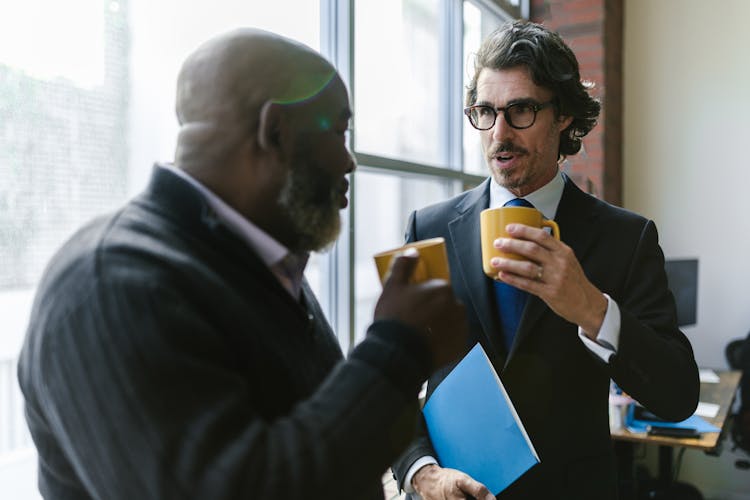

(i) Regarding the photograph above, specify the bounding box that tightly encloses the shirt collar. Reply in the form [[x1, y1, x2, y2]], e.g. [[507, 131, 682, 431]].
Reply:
[[489, 169, 565, 220], [161, 163, 307, 271]]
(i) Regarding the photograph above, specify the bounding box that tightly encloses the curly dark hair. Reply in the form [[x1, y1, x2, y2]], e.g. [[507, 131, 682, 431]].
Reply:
[[466, 20, 600, 157]]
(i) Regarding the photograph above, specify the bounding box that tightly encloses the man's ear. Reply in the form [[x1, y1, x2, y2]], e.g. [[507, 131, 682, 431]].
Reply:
[[257, 100, 283, 151], [557, 114, 574, 132]]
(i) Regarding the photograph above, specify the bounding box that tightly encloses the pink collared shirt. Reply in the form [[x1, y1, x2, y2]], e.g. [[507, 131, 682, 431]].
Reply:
[[163, 164, 307, 299]]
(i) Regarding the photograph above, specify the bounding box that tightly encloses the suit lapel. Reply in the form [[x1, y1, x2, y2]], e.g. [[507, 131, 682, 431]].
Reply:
[[554, 175, 602, 269], [508, 175, 602, 360], [447, 180, 505, 356]]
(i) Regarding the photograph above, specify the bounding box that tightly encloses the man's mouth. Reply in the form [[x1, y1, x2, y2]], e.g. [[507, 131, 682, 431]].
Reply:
[[338, 179, 349, 208], [490, 143, 526, 165]]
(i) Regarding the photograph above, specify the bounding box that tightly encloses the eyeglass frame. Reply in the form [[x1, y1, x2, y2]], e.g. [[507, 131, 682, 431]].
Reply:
[[463, 100, 556, 131]]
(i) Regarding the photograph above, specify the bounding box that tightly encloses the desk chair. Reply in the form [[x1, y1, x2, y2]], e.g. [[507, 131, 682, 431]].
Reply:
[[725, 337, 750, 470], [726, 338, 746, 370]]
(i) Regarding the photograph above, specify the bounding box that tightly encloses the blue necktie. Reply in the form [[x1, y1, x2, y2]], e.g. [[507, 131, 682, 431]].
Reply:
[[493, 198, 533, 351]]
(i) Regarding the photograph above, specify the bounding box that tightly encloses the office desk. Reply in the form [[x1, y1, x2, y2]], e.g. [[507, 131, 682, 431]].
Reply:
[[611, 370, 741, 499]]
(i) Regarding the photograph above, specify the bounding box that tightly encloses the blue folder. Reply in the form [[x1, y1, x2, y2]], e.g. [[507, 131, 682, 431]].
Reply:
[[422, 343, 539, 495], [625, 404, 720, 433]]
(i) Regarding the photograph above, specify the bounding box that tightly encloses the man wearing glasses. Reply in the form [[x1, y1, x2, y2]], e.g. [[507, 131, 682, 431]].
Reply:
[[393, 21, 699, 499]]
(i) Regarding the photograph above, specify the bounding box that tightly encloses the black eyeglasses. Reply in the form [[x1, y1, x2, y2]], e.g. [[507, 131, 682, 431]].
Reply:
[[464, 100, 555, 130]]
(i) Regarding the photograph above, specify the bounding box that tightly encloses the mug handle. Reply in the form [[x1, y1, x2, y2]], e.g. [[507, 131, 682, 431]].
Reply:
[[542, 219, 560, 240]]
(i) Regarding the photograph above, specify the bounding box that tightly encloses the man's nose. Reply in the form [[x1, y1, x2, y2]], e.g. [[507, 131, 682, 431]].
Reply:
[[490, 111, 514, 142]]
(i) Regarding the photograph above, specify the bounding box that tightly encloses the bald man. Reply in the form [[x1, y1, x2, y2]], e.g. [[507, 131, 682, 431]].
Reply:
[[18, 29, 470, 500]]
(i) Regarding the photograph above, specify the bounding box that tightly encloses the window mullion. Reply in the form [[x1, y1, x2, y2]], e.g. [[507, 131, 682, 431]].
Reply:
[[320, 0, 355, 353], [445, 0, 465, 171]]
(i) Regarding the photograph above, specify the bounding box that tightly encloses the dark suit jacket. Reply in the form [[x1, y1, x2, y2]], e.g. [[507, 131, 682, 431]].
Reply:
[[18, 166, 431, 500], [393, 175, 699, 499]]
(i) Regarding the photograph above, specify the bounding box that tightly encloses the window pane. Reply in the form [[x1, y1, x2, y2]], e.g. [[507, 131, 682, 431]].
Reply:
[[0, 1, 320, 496], [353, 169, 459, 345], [0, 0, 105, 88], [354, 0, 445, 166], [127, 0, 320, 195], [463, 0, 505, 175]]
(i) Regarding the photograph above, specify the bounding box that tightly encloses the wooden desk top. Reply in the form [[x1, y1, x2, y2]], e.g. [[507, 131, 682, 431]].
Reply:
[[610, 370, 742, 452]]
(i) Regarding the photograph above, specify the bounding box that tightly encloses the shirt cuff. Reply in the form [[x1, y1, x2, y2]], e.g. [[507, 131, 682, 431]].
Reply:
[[402, 456, 438, 494], [578, 293, 621, 363]]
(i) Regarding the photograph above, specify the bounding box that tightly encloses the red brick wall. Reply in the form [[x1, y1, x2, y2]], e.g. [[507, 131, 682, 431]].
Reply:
[[530, 0, 621, 204]]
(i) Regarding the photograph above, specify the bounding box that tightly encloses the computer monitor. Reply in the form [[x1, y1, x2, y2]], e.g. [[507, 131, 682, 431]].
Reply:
[[664, 259, 698, 327]]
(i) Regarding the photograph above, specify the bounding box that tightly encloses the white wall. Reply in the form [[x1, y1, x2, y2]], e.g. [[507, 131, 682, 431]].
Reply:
[[624, 1, 750, 496], [624, 0, 750, 370]]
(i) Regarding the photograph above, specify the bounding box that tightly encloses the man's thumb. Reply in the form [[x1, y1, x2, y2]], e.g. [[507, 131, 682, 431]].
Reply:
[[384, 247, 420, 286]]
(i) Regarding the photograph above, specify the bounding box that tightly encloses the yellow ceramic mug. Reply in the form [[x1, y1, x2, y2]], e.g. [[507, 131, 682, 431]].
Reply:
[[373, 237, 450, 284], [480, 207, 560, 279]]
